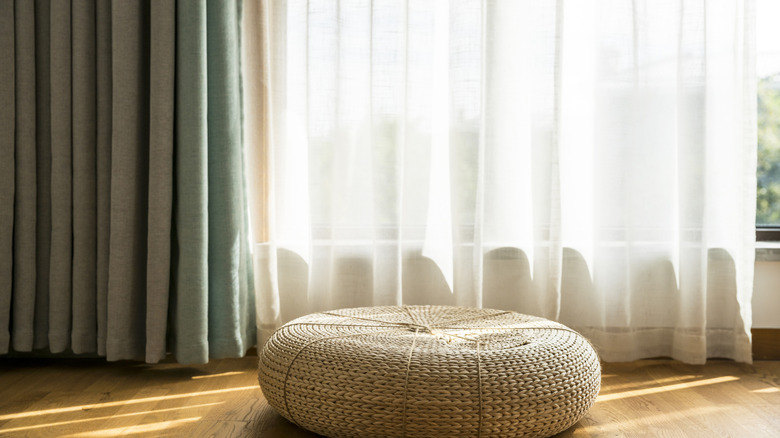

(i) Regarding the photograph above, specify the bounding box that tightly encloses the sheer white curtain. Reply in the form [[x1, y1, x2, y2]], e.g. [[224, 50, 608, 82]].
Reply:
[[243, 0, 756, 364]]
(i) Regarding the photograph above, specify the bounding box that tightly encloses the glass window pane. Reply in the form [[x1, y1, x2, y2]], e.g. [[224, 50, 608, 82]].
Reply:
[[757, 0, 780, 226]]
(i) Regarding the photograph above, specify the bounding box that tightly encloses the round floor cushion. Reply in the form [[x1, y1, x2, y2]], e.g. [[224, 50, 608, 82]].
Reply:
[[258, 305, 601, 438]]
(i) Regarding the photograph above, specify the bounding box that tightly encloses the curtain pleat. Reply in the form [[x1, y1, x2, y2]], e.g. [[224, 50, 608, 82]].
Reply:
[[241, 0, 279, 343], [12, 0, 38, 352], [1, 0, 254, 364], [33, 0, 52, 351], [71, 0, 98, 354], [95, 0, 112, 358], [107, 0, 150, 360], [49, 0, 73, 353], [173, 0, 255, 364], [146, 0, 175, 364], [175, 0, 210, 365], [205, 0, 253, 359], [0, 0, 14, 354]]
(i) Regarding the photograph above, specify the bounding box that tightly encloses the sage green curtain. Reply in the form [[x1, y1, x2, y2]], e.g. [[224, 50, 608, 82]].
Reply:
[[0, 0, 255, 364]]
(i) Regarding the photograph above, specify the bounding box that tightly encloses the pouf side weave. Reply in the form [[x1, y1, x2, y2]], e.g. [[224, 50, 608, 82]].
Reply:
[[259, 305, 601, 438]]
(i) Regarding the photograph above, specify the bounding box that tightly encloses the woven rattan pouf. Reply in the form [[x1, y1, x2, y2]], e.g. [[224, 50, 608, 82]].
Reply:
[[259, 305, 601, 438]]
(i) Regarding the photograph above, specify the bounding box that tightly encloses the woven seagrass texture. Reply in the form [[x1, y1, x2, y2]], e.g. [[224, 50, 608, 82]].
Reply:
[[258, 305, 601, 438]]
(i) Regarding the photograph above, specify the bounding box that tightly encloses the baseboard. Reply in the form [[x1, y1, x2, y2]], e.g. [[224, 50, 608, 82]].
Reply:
[[752, 329, 780, 360]]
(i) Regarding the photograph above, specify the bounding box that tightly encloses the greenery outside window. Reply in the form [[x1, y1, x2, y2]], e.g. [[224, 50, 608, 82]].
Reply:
[[757, 0, 780, 240]]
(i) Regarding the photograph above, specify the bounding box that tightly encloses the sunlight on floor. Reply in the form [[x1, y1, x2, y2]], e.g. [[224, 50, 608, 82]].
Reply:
[[60, 417, 201, 437], [191, 371, 245, 379], [582, 405, 726, 434], [597, 376, 739, 402], [598, 374, 700, 394], [0, 386, 256, 421], [0, 403, 222, 435], [752, 386, 780, 393]]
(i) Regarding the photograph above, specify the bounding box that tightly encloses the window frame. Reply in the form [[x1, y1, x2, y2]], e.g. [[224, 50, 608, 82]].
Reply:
[[757, 227, 780, 242]]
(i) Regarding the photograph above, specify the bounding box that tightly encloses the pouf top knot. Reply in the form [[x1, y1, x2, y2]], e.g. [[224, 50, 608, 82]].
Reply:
[[259, 305, 601, 438]]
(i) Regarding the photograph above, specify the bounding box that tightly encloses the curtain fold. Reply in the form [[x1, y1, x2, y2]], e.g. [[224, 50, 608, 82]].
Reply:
[[0, 0, 255, 364], [0, 0, 14, 355], [71, 0, 98, 355], [95, 0, 112, 358], [48, 0, 70, 353], [248, 0, 756, 364], [33, 0, 52, 352], [145, 0, 175, 363], [107, 0, 152, 361], [175, 0, 210, 364], [204, 0, 254, 360]]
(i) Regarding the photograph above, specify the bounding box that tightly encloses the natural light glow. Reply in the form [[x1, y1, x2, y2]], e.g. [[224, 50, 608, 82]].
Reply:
[[422, 0, 454, 292], [0, 386, 256, 421], [752, 387, 780, 394], [757, 0, 780, 77], [559, 0, 596, 277], [191, 371, 244, 380], [59, 417, 201, 437], [582, 406, 725, 434], [598, 376, 739, 402], [0, 403, 221, 435], [598, 375, 700, 394]]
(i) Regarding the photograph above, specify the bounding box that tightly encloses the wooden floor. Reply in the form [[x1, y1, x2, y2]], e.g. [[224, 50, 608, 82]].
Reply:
[[0, 356, 778, 437]]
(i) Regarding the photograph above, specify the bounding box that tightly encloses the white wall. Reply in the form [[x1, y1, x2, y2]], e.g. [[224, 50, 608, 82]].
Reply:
[[753, 261, 780, 328]]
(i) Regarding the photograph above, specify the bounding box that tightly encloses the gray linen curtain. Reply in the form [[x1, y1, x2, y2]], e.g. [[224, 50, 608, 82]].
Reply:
[[0, 0, 255, 364]]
